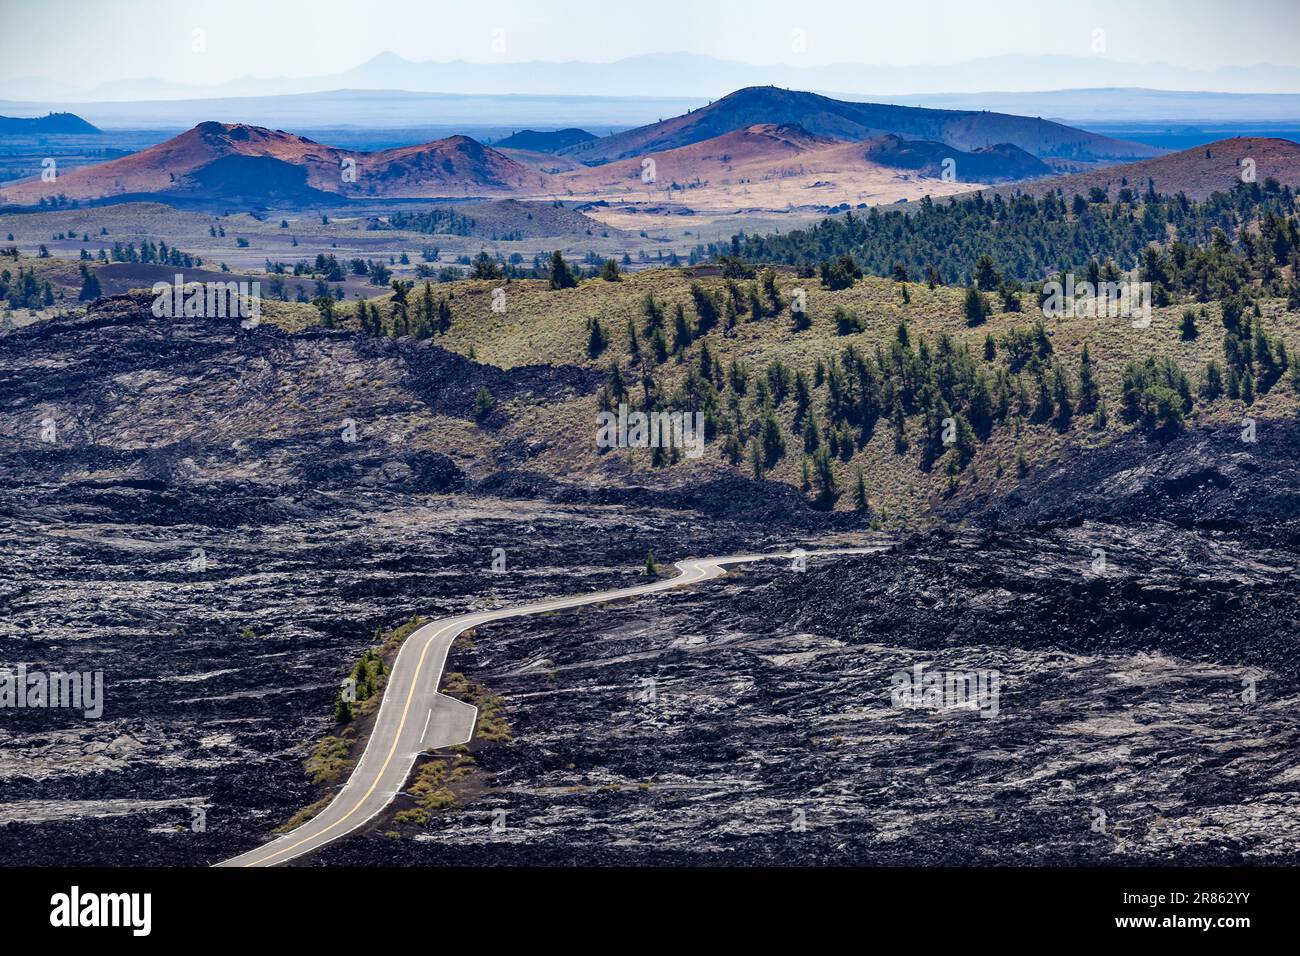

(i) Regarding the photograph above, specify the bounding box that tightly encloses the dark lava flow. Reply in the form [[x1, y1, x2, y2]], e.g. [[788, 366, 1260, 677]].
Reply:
[[2, 298, 1297, 865]]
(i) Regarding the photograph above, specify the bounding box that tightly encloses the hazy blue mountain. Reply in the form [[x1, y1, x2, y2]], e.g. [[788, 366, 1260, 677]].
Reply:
[[854, 88, 1300, 123], [0, 90, 705, 131], [494, 128, 596, 152], [318, 52, 1300, 99], [0, 111, 100, 134], [9, 52, 1300, 104]]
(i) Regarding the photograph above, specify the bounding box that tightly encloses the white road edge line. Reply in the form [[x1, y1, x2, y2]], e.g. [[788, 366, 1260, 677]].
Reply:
[[213, 545, 887, 867]]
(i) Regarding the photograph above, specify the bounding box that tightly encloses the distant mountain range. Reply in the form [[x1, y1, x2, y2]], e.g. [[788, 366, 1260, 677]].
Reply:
[[0, 112, 100, 134], [854, 88, 1300, 124], [1, 87, 1160, 207], [3, 87, 1298, 136], [0, 89, 705, 132], [12, 89, 1300, 210], [7, 51, 1300, 102]]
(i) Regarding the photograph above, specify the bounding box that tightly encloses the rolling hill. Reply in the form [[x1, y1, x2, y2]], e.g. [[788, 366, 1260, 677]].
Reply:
[[0, 121, 545, 204], [548, 123, 1045, 213], [560, 122, 841, 183], [0, 116, 1046, 214], [0, 89, 1181, 211], [549, 122, 963, 212], [1001, 136, 1300, 201], [351, 135, 547, 196], [383, 198, 613, 239], [837, 134, 1051, 182], [0, 112, 101, 134], [494, 128, 596, 153], [494, 147, 583, 174], [559, 86, 1161, 167]]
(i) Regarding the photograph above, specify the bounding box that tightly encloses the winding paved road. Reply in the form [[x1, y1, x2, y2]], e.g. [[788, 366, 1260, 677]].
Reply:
[[217, 547, 881, 867]]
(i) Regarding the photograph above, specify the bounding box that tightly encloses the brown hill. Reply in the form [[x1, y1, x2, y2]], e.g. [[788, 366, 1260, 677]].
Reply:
[[0, 122, 545, 203], [496, 147, 583, 174], [1000, 136, 1300, 201], [383, 198, 612, 239], [1, 123, 336, 203], [828, 134, 1051, 182], [559, 86, 1161, 166], [546, 124, 1046, 213], [543, 123, 978, 212], [348, 135, 546, 197], [556, 123, 843, 192]]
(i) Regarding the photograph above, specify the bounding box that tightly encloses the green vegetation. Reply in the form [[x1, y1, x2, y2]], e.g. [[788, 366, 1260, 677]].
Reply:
[[393, 754, 478, 826], [23, 174, 1289, 526], [280, 612, 480, 833], [376, 614, 425, 652], [387, 208, 476, 236], [963, 286, 991, 326], [238, 222, 1298, 521], [1120, 357, 1191, 434], [549, 249, 578, 289], [1, 264, 55, 310], [731, 180, 1299, 290], [441, 672, 511, 743], [274, 796, 333, 834], [76, 264, 101, 301], [304, 735, 354, 785], [326, 615, 424, 728], [585, 316, 608, 357], [349, 648, 387, 713]]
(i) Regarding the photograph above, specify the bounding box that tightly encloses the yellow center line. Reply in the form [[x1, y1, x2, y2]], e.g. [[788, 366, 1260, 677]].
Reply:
[[231, 557, 799, 865], [241, 623, 450, 866], [225, 550, 879, 866], [237, 581, 678, 866]]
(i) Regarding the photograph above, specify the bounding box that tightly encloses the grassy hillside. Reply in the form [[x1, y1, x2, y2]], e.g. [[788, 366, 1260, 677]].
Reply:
[[249, 263, 1300, 526], [12, 190, 1298, 528]]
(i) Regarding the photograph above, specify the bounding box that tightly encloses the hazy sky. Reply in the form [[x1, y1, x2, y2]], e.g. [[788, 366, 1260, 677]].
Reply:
[[2, 0, 1298, 86]]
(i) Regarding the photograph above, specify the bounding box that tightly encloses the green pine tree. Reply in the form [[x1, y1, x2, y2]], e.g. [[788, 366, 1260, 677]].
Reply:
[[548, 250, 577, 289]]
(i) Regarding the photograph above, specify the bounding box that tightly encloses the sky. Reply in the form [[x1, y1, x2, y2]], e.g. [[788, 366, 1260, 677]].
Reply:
[[2, 0, 1298, 89]]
